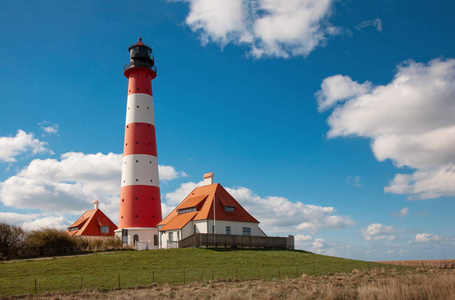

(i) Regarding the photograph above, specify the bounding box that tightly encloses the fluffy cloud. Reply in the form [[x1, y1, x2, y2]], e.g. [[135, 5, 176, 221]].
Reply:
[[39, 121, 59, 136], [0, 130, 51, 163], [159, 165, 188, 181], [0, 212, 71, 231], [316, 75, 372, 112], [415, 233, 442, 243], [361, 223, 396, 241], [181, 0, 338, 58], [392, 207, 409, 218], [355, 18, 382, 32], [226, 186, 355, 234], [0, 152, 187, 222], [316, 58, 455, 199]]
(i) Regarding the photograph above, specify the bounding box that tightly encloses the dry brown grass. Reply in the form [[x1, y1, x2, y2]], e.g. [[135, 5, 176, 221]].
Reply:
[[377, 259, 455, 269], [12, 268, 455, 300]]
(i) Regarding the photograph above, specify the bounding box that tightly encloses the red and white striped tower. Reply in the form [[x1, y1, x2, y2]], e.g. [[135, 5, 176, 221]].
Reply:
[[115, 39, 162, 248]]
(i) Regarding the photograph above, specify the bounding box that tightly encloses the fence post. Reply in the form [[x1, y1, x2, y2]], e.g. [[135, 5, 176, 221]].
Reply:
[[236, 268, 238, 280], [118, 272, 120, 289], [80, 276, 83, 290], [328, 265, 330, 273], [258, 268, 260, 279], [296, 266, 298, 278], [34, 278, 37, 295], [313, 265, 315, 275], [278, 267, 280, 279], [211, 269, 214, 281], [152, 271, 155, 283], [183, 269, 186, 284]]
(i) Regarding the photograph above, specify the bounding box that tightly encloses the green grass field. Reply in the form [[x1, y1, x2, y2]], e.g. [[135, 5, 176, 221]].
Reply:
[[0, 248, 396, 297]]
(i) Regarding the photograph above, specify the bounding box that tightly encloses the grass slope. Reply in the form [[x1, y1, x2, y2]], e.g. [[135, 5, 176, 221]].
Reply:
[[0, 248, 388, 297]]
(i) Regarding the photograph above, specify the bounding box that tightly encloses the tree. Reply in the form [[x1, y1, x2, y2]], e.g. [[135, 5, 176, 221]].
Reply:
[[0, 222, 25, 259]]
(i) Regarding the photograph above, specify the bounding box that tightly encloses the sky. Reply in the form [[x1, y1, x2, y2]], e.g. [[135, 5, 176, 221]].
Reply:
[[1, 0, 455, 261]]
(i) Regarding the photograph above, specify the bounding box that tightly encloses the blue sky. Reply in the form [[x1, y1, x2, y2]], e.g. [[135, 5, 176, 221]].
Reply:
[[1, 0, 455, 261]]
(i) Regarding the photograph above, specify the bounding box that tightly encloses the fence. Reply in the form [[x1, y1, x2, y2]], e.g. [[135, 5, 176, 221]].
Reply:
[[179, 233, 294, 250], [135, 241, 151, 251], [0, 263, 419, 298]]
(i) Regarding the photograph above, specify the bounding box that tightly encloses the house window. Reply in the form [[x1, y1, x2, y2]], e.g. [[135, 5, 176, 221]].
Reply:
[[100, 226, 109, 234], [226, 226, 231, 235], [69, 227, 78, 232], [212, 225, 215, 234], [225, 206, 235, 212], [154, 234, 158, 246], [169, 232, 174, 241], [194, 224, 197, 234], [242, 227, 251, 236], [178, 207, 197, 214]]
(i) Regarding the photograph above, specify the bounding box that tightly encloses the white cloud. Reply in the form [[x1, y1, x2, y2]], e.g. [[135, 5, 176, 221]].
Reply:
[[39, 121, 59, 136], [159, 165, 188, 181], [0, 212, 71, 231], [226, 186, 355, 234], [385, 165, 455, 200], [347, 175, 362, 188], [22, 216, 71, 231], [415, 233, 442, 243], [317, 58, 455, 200], [392, 207, 409, 217], [355, 18, 382, 32], [316, 75, 372, 112], [0, 152, 187, 222], [181, 0, 338, 58], [361, 223, 396, 241], [0, 130, 51, 163]]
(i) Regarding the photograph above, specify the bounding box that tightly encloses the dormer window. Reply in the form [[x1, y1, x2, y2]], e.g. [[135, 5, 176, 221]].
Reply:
[[225, 206, 235, 212], [178, 207, 197, 214], [69, 227, 78, 232]]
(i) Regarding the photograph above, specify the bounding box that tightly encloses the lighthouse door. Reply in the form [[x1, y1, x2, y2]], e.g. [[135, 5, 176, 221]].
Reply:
[[133, 234, 139, 245], [122, 229, 128, 243]]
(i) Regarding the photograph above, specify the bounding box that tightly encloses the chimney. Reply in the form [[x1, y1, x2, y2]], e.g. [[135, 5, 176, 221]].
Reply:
[[93, 200, 99, 210], [203, 172, 214, 185]]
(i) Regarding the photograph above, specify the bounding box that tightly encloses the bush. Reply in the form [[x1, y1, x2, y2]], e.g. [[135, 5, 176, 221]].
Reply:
[[0, 222, 124, 259], [0, 222, 25, 259], [24, 228, 78, 257]]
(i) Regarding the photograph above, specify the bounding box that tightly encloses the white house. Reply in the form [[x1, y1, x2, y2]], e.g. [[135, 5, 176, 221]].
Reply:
[[157, 172, 266, 249]]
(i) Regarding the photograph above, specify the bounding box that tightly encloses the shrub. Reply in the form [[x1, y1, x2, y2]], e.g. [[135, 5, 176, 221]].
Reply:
[[0, 222, 25, 259], [23, 228, 78, 257]]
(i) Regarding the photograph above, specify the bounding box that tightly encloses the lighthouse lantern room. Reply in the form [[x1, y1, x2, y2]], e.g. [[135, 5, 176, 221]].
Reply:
[[115, 39, 162, 248]]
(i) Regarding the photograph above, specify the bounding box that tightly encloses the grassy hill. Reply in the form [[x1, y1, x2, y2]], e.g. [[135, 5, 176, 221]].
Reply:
[[0, 248, 392, 297]]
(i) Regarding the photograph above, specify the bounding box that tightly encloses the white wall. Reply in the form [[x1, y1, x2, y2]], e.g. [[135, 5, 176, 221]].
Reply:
[[205, 220, 265, 236], [158, 219, 266, 249], [114, 227, 159, 249]]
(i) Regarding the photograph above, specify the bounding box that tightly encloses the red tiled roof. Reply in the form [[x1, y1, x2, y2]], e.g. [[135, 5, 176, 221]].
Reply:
[[178, 195, 207, 210], [160, 212, 197, 231], [66, 208, 117, 237], [158, 183, 259, 231]]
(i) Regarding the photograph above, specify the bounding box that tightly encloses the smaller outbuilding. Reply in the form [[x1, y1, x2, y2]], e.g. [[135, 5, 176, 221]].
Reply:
[[66, 200, 118, 240]]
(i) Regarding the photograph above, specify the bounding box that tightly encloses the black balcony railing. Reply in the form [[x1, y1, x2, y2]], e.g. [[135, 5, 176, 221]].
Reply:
[[124, 62, 157, 74]]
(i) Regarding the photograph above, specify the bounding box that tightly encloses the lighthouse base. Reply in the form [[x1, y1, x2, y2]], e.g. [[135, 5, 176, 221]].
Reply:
[[115, 227, 159, 249]]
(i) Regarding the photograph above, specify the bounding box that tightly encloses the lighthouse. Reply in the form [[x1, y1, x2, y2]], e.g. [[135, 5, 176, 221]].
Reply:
[[115, 39, 162, 248]]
